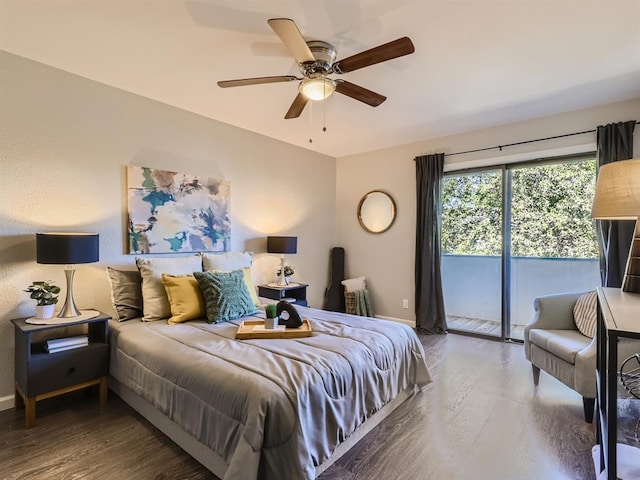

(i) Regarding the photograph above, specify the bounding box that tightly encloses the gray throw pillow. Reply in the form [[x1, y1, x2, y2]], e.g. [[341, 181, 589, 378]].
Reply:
[[573, 290, 597, 338], [193, 270, 258, 324], [106, 267, 143, 321]]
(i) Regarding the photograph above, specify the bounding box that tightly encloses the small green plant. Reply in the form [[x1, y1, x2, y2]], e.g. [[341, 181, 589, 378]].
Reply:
[[24, 281, 60, 306], [265, 304, 278, 319], [277, 265, 295, 277]]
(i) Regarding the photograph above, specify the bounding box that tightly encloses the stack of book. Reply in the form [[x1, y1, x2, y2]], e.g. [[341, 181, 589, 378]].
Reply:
[[45, 335, 89, 353]]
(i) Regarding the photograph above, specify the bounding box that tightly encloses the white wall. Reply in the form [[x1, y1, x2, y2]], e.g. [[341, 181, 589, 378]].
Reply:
[[0, 52, 336, 407], [336, 98, 640, 321]]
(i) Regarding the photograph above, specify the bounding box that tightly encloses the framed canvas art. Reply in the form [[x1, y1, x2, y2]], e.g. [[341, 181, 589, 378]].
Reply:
[[127, 166, 230, 254]]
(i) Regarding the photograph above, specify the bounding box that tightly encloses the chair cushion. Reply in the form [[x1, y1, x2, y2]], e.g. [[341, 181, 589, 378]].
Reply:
[[529, 329, 591, 365], [573, 290, 597, 338]]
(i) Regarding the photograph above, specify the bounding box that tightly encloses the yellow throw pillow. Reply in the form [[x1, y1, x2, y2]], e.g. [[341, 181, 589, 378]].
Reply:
[[209, 267, 259, 306], [241, 267, 260, 306], [161, 274, 206, 324]]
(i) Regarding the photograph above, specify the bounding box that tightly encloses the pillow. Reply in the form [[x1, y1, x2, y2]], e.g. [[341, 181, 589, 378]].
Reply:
[[573, 290, 597, 338], [341, 276, 367, 293], [208, 266, 259, 307], [193, 270, 258, 324], [136, 256, 202, 321], [106, 267, 143, 321], [162, 274, 206, 324], [201, 252, 252, 272]]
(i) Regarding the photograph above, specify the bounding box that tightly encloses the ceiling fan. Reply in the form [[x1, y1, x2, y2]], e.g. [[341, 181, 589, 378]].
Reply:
[[217, 18, 415, 119]]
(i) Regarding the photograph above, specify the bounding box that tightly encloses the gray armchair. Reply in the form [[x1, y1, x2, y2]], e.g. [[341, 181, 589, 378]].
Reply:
[[524, 291, 640, 423], [524, 291, 597, 422]]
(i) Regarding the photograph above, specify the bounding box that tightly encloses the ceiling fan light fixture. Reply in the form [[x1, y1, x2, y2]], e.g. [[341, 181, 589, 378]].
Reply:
[[299, 77, 335, 101]]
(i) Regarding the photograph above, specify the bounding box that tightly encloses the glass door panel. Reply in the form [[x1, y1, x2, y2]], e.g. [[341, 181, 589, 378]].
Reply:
[[508, 159, 599, 340], [441, 169, 503, 338]]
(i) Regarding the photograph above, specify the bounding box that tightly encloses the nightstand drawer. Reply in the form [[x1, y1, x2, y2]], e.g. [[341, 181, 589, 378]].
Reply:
[[27, 343, 108, 396]]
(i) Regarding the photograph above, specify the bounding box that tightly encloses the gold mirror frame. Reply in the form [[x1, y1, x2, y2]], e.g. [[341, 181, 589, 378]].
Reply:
[[357, 190, 397, 234]]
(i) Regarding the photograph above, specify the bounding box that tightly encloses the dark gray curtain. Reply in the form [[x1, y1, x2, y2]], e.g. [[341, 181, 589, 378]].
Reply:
[[596, 120, 636, 287], [415, 153, 447, 334]]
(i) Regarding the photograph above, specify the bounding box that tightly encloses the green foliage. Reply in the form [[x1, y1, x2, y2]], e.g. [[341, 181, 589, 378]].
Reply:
[[442, 159, 598, 259], [24, 281, 61, 306], [265, 304, 278, 319]]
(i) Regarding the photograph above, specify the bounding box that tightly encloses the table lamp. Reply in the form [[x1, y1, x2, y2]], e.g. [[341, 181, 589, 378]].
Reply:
[[36, 232, 100, 317], [591, 158, 640, 293], [267, 236, 297, 287]]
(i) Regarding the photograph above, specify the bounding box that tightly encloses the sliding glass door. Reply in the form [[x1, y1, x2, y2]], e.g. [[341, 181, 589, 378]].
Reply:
[[508, 159, 599, 340], [441, 169, 503, 338], [441, 156, 599, 340]]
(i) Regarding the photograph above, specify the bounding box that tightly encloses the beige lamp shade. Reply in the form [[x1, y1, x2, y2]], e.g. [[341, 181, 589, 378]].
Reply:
[[591, 158, 640, 220]]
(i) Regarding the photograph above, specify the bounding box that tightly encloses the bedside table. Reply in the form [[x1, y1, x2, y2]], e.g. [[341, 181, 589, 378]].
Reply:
[[11, 311, 110, 428], [258, 283, 308, 307]]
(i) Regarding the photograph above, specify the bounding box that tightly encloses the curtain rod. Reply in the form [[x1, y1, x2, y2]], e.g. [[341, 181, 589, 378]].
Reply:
[[417, 121, 640, 158]]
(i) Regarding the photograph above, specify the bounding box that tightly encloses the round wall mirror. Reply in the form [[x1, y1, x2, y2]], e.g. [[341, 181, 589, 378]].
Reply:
[[357, 190, 397, 234]]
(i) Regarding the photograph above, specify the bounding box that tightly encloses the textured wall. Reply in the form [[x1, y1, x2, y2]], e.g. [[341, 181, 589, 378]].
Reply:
[[0, 52, 336, 406]]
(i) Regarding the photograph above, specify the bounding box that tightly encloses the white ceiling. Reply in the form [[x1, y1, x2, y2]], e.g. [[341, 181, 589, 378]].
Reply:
[[1, 0, 640, 158]]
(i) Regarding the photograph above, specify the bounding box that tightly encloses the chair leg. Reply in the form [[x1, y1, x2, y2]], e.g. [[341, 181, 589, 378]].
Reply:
[[531, 365, 541, 386], [583, 397, 595, 423]]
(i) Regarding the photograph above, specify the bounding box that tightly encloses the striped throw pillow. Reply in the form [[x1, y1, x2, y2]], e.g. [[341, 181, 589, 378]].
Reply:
[[573, 291, 597, 338]]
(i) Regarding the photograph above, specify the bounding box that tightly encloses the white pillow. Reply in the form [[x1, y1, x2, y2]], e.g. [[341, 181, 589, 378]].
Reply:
[[201, 252, 252, 271], [136, 255, 203, 321], [341, 276, 367, 293], [573, 290, 597, 338]]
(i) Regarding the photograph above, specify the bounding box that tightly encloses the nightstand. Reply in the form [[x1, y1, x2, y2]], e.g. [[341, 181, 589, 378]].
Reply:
[[258, 283, 308, 307], [11, 311, 110, 428]]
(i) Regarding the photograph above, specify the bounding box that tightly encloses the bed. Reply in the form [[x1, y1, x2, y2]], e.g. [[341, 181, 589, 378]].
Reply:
[[108, 305, 431, 479]]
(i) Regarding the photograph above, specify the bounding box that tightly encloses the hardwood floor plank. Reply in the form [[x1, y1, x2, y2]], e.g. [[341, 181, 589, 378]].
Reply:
[[0, 333, 598, 479]]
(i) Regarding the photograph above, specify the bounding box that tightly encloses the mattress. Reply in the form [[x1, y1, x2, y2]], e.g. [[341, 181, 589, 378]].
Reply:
[[109, 306, 431, 479]]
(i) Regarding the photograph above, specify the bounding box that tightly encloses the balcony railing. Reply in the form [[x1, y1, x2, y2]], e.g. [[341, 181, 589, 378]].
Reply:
[[442, 254, 600, 339]]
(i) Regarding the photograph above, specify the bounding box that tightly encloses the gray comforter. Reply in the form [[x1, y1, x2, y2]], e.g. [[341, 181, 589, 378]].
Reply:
[[109, 306, 431, 479]]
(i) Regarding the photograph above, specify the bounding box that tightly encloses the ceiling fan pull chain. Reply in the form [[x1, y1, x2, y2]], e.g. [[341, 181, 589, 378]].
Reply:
[[309, 101, 313, 143], [323, 83, 327, 133]]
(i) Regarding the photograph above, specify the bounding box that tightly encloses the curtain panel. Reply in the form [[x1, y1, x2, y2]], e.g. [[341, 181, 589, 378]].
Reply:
[[596, 121, 636, 288], [414, 153, 447, 334]]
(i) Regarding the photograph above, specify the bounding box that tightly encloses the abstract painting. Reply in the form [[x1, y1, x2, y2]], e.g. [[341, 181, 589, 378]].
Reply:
[[127, 166, 230, 254]]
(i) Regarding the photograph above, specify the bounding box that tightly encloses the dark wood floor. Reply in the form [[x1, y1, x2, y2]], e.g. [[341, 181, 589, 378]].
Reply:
[[0, 333, 598, 480]]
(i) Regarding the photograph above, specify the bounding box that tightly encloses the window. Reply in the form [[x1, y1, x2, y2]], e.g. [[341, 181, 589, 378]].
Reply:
[[441, 155, 599, 340]]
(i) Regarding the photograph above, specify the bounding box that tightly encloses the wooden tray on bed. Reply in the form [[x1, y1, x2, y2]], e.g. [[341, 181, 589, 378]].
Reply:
[[236, 319, 312, 339]]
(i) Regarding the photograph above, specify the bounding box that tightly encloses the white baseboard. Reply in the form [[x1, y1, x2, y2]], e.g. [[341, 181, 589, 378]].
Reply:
[[0, 394, 14, 412], [375, 315, 416, 328]]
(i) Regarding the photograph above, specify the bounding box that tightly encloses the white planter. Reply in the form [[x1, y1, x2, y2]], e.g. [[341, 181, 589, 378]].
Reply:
[[35, 304, 55, 319]]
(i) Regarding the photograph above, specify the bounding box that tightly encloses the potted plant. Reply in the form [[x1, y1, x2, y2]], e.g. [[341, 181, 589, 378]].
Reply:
[[276, 265, 295, 285], [24, 281, 60, 319], [264, 304, 278, 329]]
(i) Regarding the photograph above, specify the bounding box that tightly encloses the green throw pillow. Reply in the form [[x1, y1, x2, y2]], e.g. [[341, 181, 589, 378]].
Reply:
[[193, 270, 258, 324]]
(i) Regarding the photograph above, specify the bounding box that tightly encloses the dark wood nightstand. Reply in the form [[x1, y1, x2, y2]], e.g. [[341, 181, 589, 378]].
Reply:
[[11, 311, 110, 428], [258, 283, 308, 307]]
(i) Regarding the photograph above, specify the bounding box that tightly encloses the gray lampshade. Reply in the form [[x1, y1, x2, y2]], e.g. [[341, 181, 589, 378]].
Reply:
[[267, 236, 297, 254], [36, 233, 100, 264]]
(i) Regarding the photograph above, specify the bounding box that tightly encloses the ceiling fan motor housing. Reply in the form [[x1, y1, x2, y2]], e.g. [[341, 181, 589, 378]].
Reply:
[[301, 40, 337, 75]]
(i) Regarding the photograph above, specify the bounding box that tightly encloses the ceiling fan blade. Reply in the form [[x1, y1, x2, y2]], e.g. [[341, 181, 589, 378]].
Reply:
[[285, 93, 309, 119], [332, 37, 415, 74], [268, 18, 315, 64], [217, 76, 299, 88], [335, 81, 386, 107]]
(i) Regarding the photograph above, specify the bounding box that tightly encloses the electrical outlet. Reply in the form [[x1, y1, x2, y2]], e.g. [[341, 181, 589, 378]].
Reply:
[[402, 299, 409, 309]]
